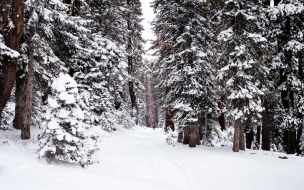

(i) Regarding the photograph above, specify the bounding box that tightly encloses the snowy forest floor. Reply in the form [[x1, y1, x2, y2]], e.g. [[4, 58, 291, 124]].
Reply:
[[1, 127, 304, 190]]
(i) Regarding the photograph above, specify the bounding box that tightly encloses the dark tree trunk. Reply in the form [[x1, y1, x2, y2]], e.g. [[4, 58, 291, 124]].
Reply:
[[14, 70, 26, 130], [257, 126, 261, 147], [246, 130, 254, 149], [287, 130, 296, 154], [177, 130, 183, 143], [189, 125, 198, 148], [165, 107, 175, 132], [262, 97, 270, 151], [218, 95, 226, 131], [129, 80, 138, 124], [0, 0, 24, 115], [296, 124, 302, 155], [239, 124, 245, 151], [233, 119, 241, 152], [14, 39, 34, 139], [219, 113, 225, 131], [183, 126, 189, 144]]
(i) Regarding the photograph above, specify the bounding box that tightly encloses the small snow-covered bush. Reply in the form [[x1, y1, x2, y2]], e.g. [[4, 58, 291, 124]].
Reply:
[[38, 73, 98, 167]]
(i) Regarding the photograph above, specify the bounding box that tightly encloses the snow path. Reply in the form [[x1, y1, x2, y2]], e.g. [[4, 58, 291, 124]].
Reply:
[[1, 127, 304, 190]]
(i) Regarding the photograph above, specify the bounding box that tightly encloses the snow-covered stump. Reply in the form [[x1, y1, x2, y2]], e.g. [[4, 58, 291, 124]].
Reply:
[[38, 73, 98, 167]]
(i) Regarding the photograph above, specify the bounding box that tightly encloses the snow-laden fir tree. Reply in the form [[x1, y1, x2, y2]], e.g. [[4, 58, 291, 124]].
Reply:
[[39, 73, 98, 167], [152, 0, 218, 147], [71, 0, 136, 130], [268, 0, 304, 154], [123, 0, 145, 125], [216, 0, 270, 152]]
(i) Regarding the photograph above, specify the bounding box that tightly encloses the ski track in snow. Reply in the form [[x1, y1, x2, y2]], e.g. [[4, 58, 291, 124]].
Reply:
[[1, 127, 304, 190]]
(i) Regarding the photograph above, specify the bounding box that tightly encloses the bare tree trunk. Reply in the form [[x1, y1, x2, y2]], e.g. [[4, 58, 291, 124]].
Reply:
[[183, 126, 189, 144], [177, 130, 183, 143], [246, 130, 253, 149], [189, 125, 197, 148], [22, 45, 34, 139], [262, 97, 270, 151], [256, 126, 261, 147], [218, 95, 226, 131], [287, 130, 296, 154], [239, 124, 245, 151], [129, 80, 138, 124], [145, 74, 154, 128], [233, 119, 241, 152], [0, 0, 24, 115], [14, 70, 26, 130]]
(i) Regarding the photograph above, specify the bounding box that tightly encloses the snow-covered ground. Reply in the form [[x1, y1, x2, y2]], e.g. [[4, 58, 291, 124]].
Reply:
[[1, 127, 304, 190]]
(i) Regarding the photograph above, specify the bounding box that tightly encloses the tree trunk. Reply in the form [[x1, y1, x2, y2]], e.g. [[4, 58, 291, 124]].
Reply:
[[14, 35, 34, 139], [129, 80, 138, 124], [239, 124, 245, 151], [189, 125, 197, 148], [165, 106, 175, 132], [287, 130, 296, 154], [256, 126, 261, 147], [246, 130, 253, 149], [183, 126, 189, 144], [14, 70, 26, 130], [218, 95, 226, 131], [233, 119, 241, 152], [296, 124, 302, 155], [262, 97, 270, 151], [177, 130, 183, 143], [22, 45, 34, 139], [0, 0, 25, 114], [145, 74, 154, 128]]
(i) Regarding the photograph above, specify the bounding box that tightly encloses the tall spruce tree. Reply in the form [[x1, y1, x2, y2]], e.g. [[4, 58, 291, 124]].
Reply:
[[216, 0, 270, 152], [123, 0, 145, 125], [152, 0, 218, 147], [268, 0, 304, 154]]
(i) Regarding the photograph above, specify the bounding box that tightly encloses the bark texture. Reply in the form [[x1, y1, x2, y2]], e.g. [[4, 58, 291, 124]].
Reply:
[[239, 124, 245, 151], [0, 0, 24, 115], [232, 119, 241, 152], [189, 125, 197, 148]]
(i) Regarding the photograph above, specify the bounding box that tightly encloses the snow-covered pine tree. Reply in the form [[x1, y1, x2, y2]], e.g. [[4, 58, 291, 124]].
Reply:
[[268, 0, 304, 154], [18, 0, 88, 130], [152, 0, 218, 147], [216, 0, 270, 152], [123, 0, 145, 125], [39, 73, 98, 167], [71, 0, 134, 130]]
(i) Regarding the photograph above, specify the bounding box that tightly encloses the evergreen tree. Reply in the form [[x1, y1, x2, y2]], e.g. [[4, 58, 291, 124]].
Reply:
[[216, 0, 270, 152], [123, 0, 145, 125], [268, 0, 304, 154], [39, 73, 98, 167], [152, 0, 218, 147]]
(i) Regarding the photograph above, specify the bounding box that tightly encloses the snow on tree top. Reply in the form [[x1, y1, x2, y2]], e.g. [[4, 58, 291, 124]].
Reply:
[[51, 73, 78, 93]]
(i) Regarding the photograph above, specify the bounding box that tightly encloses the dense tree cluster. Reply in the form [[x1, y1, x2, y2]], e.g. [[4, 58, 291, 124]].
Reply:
[[152, 0, 304, 154], [0, 0, 145, 166]]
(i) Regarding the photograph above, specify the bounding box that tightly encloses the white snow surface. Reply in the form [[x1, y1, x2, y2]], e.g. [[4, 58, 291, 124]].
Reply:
[[1, 127, 304, 190]]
